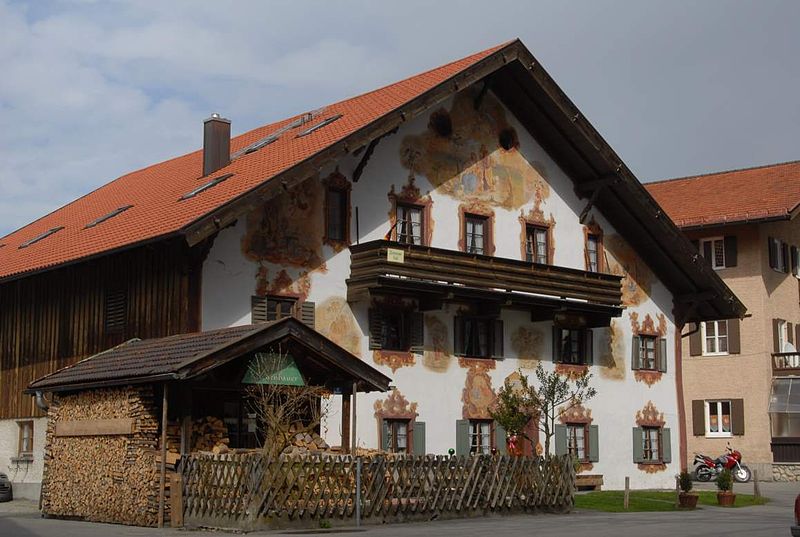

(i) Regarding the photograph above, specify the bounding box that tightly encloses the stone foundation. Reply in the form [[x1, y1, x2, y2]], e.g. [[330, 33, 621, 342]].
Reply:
[[773, 463, 800, 482]]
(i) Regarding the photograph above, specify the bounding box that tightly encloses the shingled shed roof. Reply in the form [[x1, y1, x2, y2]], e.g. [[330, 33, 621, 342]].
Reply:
[[27, 317, 391, 393], [646, 160, 800, 229]]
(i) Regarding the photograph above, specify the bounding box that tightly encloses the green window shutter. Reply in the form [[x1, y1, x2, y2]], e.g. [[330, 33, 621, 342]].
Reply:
[[661, 428, 672, 463], [491, 320, 504, 358], [631, 335, 641, 370], [724, 235, 738, 267], [554, 424, 567, 456], [368, 308, 383, 350], [494, 422, 507, 455], [689, 323, 702, 356], [455, 420, 471, 456], [454, 317, 466, 357], [588, 425, 599, 463], [409, 312, 424, 353], [382, 420, 390, 451], [584, 329, 593, 365], [632, 427, 645, 463], [731, 399, 745, 435], [658, 338, 667, 373], [552, 325, 561, 362], [299, 301, 316, 330], [412, 421, 426, 455]]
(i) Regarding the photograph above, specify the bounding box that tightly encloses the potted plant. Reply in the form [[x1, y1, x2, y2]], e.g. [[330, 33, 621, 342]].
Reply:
[[716, 468, 736, 506], [678, 471, 698, 508]]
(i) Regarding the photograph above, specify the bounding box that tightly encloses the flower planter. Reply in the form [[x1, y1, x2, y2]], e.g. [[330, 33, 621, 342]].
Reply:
[[678, 492, 698, 509], [717, 491, 736, 506]]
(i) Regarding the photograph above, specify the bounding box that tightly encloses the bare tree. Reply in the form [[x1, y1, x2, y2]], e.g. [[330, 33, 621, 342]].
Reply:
[[246, 347, 331, 457]]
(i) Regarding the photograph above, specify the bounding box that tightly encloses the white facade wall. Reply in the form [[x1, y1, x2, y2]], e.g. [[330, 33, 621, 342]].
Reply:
[[201, 89, 681, 489], [0, 417, 46, 499]]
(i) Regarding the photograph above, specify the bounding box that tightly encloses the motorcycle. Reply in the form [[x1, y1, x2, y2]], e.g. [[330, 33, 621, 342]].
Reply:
[[693, 444, 751, 483]]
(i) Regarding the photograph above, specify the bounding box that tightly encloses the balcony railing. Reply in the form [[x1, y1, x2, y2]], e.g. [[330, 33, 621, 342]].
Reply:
[[773, 352, 800, 376], [347, 240, 623, 321]]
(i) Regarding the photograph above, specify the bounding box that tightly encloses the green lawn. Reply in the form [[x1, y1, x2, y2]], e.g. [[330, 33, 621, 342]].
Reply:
[[575, 490, 768, 512]]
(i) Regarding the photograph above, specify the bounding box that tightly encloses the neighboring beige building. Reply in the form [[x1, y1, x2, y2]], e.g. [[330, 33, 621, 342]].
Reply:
[[648, 161, 800, 480]]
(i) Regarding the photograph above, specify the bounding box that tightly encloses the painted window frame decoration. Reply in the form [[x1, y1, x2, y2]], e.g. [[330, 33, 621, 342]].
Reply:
[[583, 219, 604, 273], [387, 177, 433, 247], [251, 295, 298, 324], [323, 171, 351, 246], [640, 426, 662, 462], [705, 400, 733, 438], [463, 213, 490, 255], [18, 420, 34, 459], [566, 422, 588, 461], [384, 418, 411, 453], [395, 202, 425, 246], [552, 326, 593, 366], [631, 334, 668, 372], [633, 401, 671, 468], [524, 224, 549, 264], [702, 320, 729, 356], [469, 419, 495, 455], [454, 316, 504, 359]]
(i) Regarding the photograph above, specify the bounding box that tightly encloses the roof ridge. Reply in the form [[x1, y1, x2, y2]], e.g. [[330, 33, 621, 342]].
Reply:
[[647, 158, 800, 186]]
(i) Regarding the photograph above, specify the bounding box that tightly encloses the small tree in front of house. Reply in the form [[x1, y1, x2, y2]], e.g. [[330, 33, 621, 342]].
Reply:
[[246, 347, 331, 458], [491, 364, 596, 456]]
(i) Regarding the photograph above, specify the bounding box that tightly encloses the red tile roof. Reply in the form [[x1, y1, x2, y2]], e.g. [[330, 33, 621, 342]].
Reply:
[[0, 42, 509, 281], [646, 160, 800, 229]]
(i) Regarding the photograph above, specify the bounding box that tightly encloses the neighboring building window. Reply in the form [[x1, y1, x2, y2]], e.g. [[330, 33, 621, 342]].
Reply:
[[638, 335, 657, 370], [641, 426, 661, 462], [396, 203, 423, 245], [769, 236, 790, 273], [702, 320, 728, 355], [525, 225, 549, 264], [566, 423, 588, 461], [454, 316, 503, 359], [368, 308, 424, 352], [469, 419, 494, 454], [18, 421, 33, 458], [251, 295, 297, 324], [700, 237, 726, 269], [706, 400, 732, 437], [586, 234, 600, 272], [325, 186, 348, 242], [385, 419, 410, 454], [553, 327, 593, 365], [464, 214, 488, 255]]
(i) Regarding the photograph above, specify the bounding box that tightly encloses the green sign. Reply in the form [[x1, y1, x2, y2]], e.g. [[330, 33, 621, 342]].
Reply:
[[242, 352, 305, 386]]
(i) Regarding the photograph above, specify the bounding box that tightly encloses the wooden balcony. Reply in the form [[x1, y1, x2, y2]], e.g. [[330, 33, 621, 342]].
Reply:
[[773, 352, 800, 376], [347, 240, 623, 326]]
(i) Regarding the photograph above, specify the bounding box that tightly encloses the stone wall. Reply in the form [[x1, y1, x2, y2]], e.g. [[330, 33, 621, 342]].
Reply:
[[41, 385, 162, 526], [773, 463, 800, 482]]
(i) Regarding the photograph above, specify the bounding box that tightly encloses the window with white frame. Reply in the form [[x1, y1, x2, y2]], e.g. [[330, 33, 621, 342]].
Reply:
[[469, 420, 494, 454], [705, 400, 732, 437], [18, 421, 33, 458], [777, 319, 790, 352], [702, 320, 729, 355], [566, 423, 588, 461], [700, 237, 726, 269], [641, 426, 661, 462]]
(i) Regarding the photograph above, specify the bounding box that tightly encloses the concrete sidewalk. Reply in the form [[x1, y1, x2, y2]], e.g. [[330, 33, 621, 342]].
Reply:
[[0, 481, 796, 536]]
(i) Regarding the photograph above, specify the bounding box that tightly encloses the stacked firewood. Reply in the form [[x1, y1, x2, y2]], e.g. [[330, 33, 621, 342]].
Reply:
[[280, 422, 330, 455], [191, 416, 230, 454]]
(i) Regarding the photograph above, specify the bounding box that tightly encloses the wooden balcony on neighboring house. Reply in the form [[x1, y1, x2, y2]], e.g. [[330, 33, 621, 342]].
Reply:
[[773, 352, 800, 376], [347, 240, 624, 327]]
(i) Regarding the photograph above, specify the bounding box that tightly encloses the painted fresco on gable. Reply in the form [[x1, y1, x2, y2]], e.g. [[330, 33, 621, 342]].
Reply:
[[603, 233, 653, 307], [242, 177, 326, 269], [597, 322, 626, 381], [399, 90, 549, 211], [255, 267, 312, 301], [315, 297, 361, 357], [423, 314, 452, 372], [510, 325, 543, 369]]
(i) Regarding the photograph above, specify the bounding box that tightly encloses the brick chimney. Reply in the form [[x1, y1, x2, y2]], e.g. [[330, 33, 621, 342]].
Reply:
[[203, 113, 231, 176]]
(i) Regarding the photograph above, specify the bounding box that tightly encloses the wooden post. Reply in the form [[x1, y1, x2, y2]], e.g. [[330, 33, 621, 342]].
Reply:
[[341, 392, 352, 454], [623, 476, 630, 510], [351, 382, 358, 455], [170, 473, 184, 527], [158, 383, 169, 528], [753, 469, 761, 499]]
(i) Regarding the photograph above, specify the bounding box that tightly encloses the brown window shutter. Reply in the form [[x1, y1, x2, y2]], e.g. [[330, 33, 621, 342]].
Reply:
[[792, 246, 799, 276], [731, 399, 745, 435], [783, 242, 791, 273], [727, 318, 741, 354], [299, 301, 316, 330], [796, 324, 800, 350], [409, 312, 425, 353], [702, 241, 713, 262], [368, 308, 383, 350], [768, 237, 777, 269], [251, 296, 267, 324], [724, 236, 737, 267], [691, 400, 705, 436], [689, 323, 702, 356], [773, 318, 781, 353]]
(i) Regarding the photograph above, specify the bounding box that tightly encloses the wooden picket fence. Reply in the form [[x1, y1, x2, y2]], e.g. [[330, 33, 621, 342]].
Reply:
[[180, 453, 575, 530]]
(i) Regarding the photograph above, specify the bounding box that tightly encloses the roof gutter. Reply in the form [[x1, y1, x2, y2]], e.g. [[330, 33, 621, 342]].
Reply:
[[25, 373, 178, 395]]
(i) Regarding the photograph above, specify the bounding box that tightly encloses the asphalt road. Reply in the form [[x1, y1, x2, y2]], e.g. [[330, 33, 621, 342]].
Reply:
[[0, 482, 796, 536]]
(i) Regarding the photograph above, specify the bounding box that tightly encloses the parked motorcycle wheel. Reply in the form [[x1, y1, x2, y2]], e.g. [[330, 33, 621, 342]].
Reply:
[[695, 468, 713, 482], [733, 465, 752, 483]]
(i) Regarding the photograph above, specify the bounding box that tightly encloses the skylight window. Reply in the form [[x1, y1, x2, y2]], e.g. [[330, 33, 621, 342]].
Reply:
[[230, 107, 326, 159], [296, 115, 343, 137], [180, 173, 233, 200], [84, 205, 133, 229], [19, 227, 64, 249]]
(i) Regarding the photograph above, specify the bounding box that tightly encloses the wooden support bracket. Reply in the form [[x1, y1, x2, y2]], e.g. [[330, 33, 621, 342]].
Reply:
[[352, 127, 398, 183], [474, 79, 492, 110]]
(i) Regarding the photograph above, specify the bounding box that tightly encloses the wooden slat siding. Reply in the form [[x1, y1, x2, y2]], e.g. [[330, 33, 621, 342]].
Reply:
[[348, 240, 623, 306], [0, 241, 199, 419]]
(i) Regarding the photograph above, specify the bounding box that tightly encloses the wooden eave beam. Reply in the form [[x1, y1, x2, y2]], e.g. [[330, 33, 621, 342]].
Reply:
[[351, 127, 397, 183]]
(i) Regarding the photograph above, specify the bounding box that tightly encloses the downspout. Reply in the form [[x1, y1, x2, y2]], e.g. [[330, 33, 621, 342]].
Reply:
[[675, 323, 689, 471]]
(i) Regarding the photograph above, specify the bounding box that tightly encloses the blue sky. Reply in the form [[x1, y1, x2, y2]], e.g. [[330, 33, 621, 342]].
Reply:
[[1, 0, 799, 236]]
